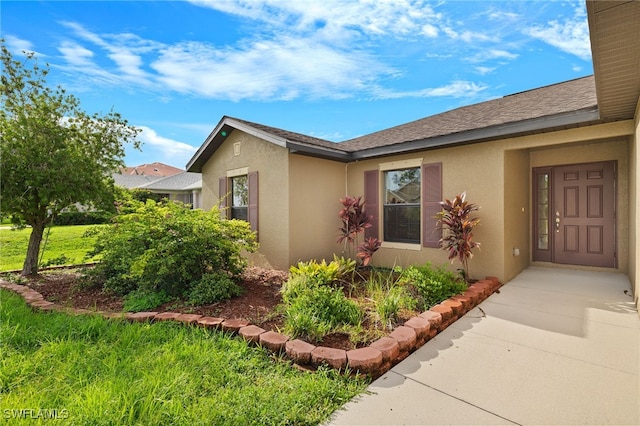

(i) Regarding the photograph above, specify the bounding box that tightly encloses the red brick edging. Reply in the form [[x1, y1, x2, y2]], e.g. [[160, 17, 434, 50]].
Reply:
[[0, 277, 502, 378]]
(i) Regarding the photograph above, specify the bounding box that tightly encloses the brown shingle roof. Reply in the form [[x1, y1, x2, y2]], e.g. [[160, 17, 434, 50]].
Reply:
[[339, 76, 597, 152], [120, 162, 184, 176], [187, 76, 601, 171], [229, 117, 342, 151]]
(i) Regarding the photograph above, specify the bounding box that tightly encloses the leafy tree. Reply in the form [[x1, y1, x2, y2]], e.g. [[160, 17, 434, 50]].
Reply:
[[0, 42, 140, 276]]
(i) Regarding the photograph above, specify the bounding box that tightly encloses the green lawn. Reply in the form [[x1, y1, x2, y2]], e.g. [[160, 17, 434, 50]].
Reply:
[[0, 225, 102, 271], [0, 290, 368, 425]]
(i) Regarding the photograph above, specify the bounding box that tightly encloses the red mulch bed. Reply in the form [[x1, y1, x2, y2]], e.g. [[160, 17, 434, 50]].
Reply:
[[18, 266, 388, 350]]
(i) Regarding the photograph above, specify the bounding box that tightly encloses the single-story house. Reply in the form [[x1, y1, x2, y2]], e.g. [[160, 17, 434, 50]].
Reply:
[[186, 1, 639, 307], [113, 171, 203, 209]]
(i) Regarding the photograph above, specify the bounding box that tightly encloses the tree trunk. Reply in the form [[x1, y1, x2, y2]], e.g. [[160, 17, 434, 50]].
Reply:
[[22, 221, 46, 276]]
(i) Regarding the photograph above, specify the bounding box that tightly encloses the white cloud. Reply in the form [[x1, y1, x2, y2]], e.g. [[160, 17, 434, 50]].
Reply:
[[420, 24, 439, 38], [468, 49, 519, 63], [373, 80, 487, 100], [136, 126, 198, 163], [4, 35, 41, 56], [487, 11, 519, 21], [442, 27, 496, 43], [475, 66, 495, 75], [59, 21, 158, 85], [151, 37, 389, 101], [524, 7, 591, 61], [188, 0, 442, 42], [57, 41, 95, 67]]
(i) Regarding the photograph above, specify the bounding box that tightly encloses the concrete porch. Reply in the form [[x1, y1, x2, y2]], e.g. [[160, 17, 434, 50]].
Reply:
[[328, 267, 639, 425]]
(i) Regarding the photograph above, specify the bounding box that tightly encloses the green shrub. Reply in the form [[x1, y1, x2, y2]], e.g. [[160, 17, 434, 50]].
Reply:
[[54, 211, 113, 226], [283, 285, 362, 342], [364, 270, 416, 329], [123, 289, 172, 312], [86, 200, 257, 299], [398, 262, 467, 309], [282, 259, 362, 342], [188, 272, 243, 306], [40, 254, 71, 268], [289, 255, 355, 286]]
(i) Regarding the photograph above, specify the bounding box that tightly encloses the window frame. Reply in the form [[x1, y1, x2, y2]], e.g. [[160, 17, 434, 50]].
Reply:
[[229, 174, 248, 221], [382, 167, 422, 245]]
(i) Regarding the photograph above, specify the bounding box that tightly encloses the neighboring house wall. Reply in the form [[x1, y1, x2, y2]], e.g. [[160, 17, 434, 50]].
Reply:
[[289, 154, 345, 265], [200, 129, 291, 270]]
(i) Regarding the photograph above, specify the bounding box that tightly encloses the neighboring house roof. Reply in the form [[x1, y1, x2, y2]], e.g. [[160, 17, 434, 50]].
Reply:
[[113, 174, 162, 189], [120, 162, 184, 177], [187, 76, 601, 171], [113, 172, 201, 192], [142, 172, 202, 192]]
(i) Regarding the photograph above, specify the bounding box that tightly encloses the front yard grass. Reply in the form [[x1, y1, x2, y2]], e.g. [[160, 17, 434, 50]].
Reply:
[[0, 290, 368, 425], [0, 225, 102, 271]]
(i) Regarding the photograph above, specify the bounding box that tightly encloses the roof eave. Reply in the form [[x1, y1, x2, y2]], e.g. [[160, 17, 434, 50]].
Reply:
[[350, 107, 601, 160], [287, 141, 351, 162], [186, 119, 234, 172], [187, 116, 350, 170]]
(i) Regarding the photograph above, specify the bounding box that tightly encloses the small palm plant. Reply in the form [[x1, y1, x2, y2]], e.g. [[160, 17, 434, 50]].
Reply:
[[436, 192, 480, 281]]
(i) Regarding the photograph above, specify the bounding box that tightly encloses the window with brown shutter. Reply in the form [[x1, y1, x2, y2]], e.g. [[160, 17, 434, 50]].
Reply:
[[422, 162, 442, 248]]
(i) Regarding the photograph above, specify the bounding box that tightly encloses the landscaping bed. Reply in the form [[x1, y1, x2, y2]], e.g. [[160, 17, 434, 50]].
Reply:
[[1, 266, 502, 378], [8, 266, 411, 351]]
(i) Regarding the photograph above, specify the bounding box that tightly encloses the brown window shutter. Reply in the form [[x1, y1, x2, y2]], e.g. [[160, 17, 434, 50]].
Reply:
[[422, 162, 442, 248], [219, 177, 228, 219], [364, 170, 379, 240], [248, 171, 259, 236]]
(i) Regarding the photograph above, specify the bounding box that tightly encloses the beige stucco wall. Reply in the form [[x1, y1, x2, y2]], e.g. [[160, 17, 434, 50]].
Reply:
[[528, 137, 629, 273], [344, 121, 634, 283], [346, 146, 505, 281], [288, 155, 346, 265], [198, 120, 635, 280], [632, 97, 640, 308], [503, 150, 531, 281], [200, 130, 291, 270]]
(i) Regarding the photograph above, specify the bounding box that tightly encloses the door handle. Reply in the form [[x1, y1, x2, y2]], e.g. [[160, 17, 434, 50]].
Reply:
[[555, 211, 560, 232]]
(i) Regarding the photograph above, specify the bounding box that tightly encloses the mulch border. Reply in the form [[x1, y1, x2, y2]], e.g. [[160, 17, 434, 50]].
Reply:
[[0, 276, 502, 378]]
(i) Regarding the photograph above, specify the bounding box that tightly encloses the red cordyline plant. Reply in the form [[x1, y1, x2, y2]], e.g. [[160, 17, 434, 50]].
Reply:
[[356, 237, 382, 267], [436, 192, 480, 281], [337, 195, 381, 266]]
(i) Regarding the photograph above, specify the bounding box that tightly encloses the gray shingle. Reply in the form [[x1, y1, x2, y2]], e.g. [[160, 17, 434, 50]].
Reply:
[[339, 76, 597, 152]]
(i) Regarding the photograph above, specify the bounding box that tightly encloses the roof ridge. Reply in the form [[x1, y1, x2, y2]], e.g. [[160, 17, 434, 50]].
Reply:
[[502, 74, 594, 98]]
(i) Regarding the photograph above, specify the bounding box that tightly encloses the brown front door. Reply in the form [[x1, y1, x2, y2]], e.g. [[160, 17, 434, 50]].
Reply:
[[533, 161, 616, 267]]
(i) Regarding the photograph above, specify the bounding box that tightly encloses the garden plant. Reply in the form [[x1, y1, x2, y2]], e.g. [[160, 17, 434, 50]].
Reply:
[[85, 199, 257, 310], [436, 192, 481, 281]]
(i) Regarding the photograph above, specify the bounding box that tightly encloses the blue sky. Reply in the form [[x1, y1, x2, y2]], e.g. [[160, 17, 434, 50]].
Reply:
[[2, 1, 592, 169]]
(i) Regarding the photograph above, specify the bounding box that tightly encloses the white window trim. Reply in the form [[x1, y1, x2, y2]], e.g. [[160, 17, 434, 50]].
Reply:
[[379, 158, 423, 171], [227, 167, 249, 177], [379, 158, 424, 246], [381, 241, 422, 250]]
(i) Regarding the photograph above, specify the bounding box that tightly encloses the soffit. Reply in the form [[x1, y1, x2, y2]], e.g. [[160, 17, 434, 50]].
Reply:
[[588, 0, 640, 120]]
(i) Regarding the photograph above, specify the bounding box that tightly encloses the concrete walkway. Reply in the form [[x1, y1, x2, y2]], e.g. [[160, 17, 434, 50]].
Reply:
[[328, 267, 640, 425]]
